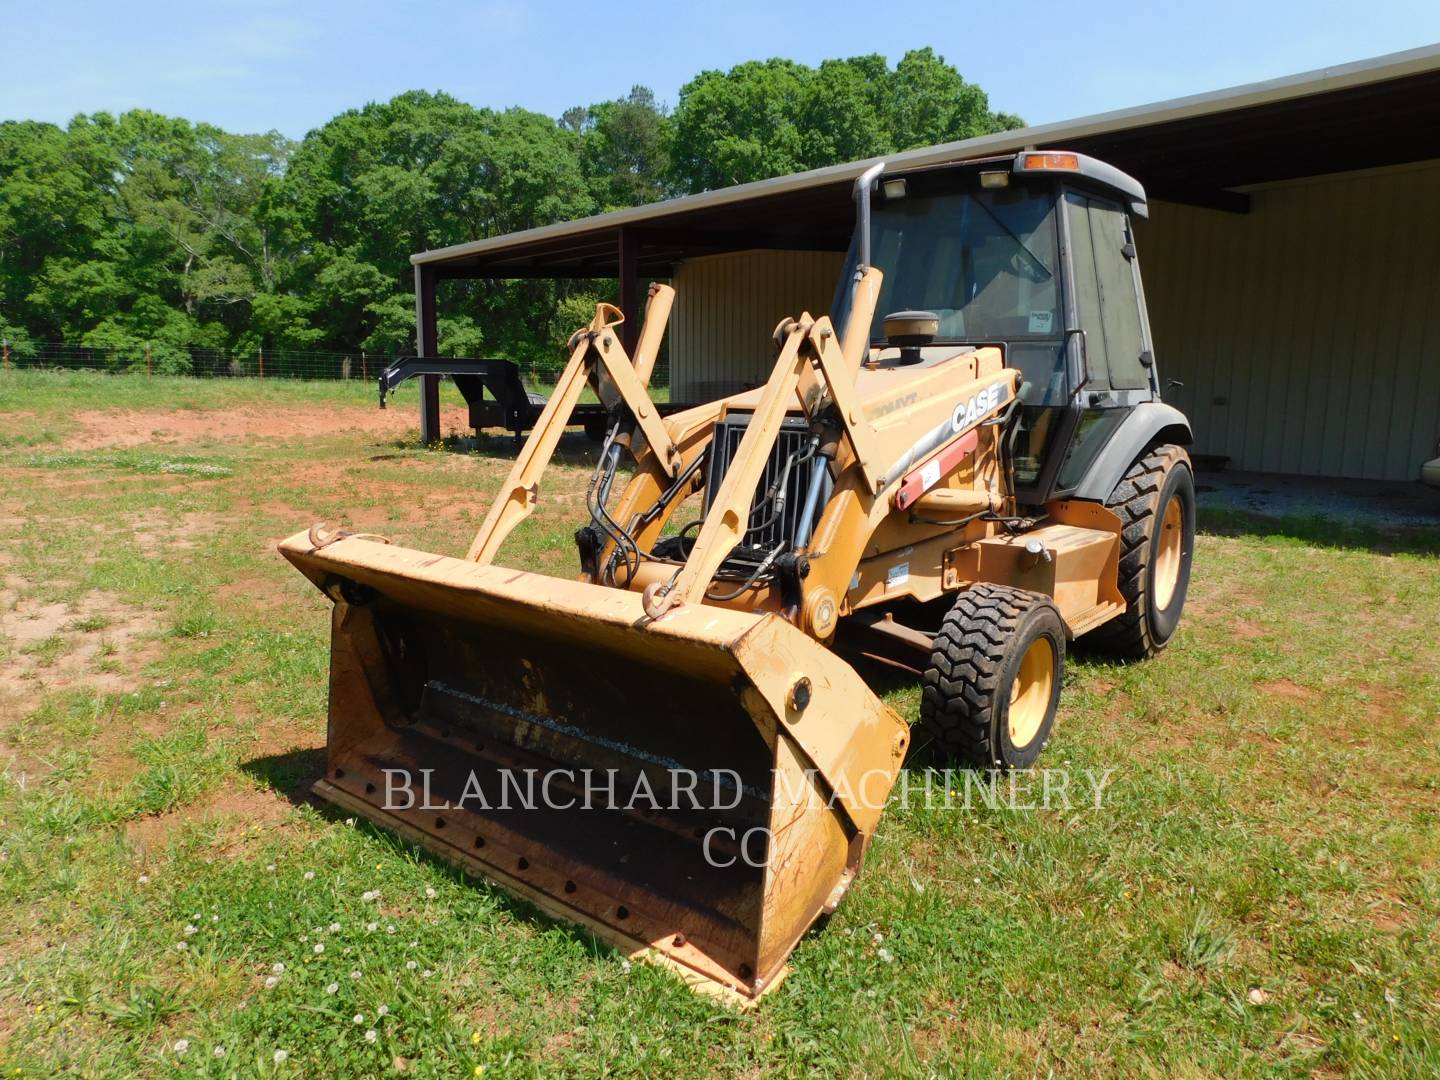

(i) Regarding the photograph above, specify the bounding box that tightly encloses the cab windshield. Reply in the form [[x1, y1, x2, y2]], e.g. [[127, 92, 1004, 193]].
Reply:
[[838, 185, 1061, 346]]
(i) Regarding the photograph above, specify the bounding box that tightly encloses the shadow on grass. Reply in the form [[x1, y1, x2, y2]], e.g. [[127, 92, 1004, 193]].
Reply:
[[1198, 508, 1440, 557], [240, 747, 326, 806], [841, 652, 963, 771], [389, 430, 605, 468], [845, 652, 919, 698]]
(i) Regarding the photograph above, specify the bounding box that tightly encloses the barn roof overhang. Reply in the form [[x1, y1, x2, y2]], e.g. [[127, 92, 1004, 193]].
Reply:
[[412, 43, 1440, 281]]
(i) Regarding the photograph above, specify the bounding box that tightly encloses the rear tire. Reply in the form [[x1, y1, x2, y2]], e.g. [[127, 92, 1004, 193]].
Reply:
[[920, 584, 1065, 769], [1088, 443, 1195, 660]]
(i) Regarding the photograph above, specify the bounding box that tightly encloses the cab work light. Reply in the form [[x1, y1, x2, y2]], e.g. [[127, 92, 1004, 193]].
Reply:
[[979, 171, 1009, 188]]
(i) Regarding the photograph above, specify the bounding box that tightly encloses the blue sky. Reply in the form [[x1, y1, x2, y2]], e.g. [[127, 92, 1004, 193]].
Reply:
[[4, 0, 1439, 138]]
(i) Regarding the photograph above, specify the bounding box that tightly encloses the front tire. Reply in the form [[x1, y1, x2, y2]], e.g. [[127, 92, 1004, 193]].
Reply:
[[920, 584, 1066, 769], [1089, 443, 1195, 660]]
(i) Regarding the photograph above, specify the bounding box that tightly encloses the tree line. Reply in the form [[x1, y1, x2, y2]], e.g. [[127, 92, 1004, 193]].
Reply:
[[0, 49, 1019, 374]]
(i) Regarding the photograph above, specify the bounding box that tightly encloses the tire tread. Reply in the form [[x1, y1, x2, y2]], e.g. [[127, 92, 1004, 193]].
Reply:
[[920, 584, 1058, 767], [1088, 443, 1190, 660]]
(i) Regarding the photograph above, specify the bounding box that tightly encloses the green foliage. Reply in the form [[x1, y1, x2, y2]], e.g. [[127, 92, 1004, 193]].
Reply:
[[669, 49, 1018, 191], [0, 316, 35, 358], [565, 85, 674, 210], [0, 53, 1022, 366]]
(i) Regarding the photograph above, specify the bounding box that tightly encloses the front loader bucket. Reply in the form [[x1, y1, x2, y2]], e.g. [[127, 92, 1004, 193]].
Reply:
[[279, 532, 908, 1002]]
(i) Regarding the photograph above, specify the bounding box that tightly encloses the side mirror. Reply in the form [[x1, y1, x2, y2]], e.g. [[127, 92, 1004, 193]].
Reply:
[[883, 310, 939, 365]]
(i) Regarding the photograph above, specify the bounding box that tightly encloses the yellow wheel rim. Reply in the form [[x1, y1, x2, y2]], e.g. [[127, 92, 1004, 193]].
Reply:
[[1154, 496, 1184, 611], [1008, 636, 1055, 748]]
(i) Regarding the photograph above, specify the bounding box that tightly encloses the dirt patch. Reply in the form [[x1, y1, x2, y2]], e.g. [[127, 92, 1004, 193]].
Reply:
[[1352, 683, 1410, 727], [0, 585, 162, 698], [125, 781, 295, 856], [216, 575, 290, 610], [65, 404, 472, 449], [129, 510, 228, 555], [1256, 679, 1317, 702]]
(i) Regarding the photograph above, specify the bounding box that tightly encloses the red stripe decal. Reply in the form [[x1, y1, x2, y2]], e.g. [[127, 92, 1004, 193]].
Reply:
[[894, 429, 979, 510]]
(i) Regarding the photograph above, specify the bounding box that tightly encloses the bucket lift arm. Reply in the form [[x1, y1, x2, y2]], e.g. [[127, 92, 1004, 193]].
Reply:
[[467, 285, 676, 564]]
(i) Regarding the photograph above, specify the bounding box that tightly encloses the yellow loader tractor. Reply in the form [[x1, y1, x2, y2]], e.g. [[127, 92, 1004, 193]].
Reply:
[[281, 151, 1194, 1002]]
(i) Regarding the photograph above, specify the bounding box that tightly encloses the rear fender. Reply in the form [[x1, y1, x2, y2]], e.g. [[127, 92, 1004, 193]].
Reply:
[[1070, 402, 1192, 502]]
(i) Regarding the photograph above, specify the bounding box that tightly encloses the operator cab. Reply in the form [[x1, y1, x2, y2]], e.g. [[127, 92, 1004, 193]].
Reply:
[[833, 151, 1159, 506]]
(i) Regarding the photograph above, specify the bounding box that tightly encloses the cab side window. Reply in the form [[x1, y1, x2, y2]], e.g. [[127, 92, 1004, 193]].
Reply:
[[1065, 194, 1149, 391]]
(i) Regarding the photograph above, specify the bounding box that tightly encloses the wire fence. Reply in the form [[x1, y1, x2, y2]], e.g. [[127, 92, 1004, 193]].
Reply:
[[0, 340, 391, 382], [0, 338, 673, 391]]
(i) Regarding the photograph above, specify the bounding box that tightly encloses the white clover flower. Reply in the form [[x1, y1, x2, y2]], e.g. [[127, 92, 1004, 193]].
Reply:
[[273, 1049, 288, 1064], [311, 927, 323, 936], [408, 941, 418, 948], [183, 924, 197, 936], [345, 817, 356, 826], [377, 1004, 388, 1017], [326, 982, 339, 994], [264, 976, 279, 989], [366, 922, 378, 932], [265, 864, 276, 872], [405, 960, 417, 971], [361, 890, 379, 902], [350, 970, 361, 980], [303, 871, 315, 881], [299, 935, 308, 944], [353, 1013, 365, 1025], [211, 915, 219, 923], [137, 874, 150, 884], [272, 962, 286, 975], [175, 941, 188, 952], [620, 959, 632, 973], [424, 887, 436, 899], [871, 932, 883, 945], [329, 922, 341, 932], [422, 969, 433, 978], [313, 943, 324, 955], [386, 925, 396, 935], [877, 947, 894, 963], [173, 1039, 189, 1055], [364, 1029, 377, 1043], [213, 1046, 225, 1059]]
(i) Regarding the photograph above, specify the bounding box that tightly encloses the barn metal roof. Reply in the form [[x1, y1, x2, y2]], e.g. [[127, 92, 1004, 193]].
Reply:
[[411, 43, 1440, 278]]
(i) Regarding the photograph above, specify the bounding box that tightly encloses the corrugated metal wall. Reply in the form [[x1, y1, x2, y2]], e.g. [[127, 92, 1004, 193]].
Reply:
[[1139, 160, 1440, 480], [670, 249, 845, 401]]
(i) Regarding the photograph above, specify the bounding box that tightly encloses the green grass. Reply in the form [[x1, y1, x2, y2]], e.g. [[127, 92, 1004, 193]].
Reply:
[[0, 372, 1437, 1077], [0, 367, 390, 413]]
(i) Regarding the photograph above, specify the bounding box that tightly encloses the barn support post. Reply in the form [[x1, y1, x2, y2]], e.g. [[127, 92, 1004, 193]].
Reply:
[[414, 264, 441, 444], [617, 227, 639, 359]]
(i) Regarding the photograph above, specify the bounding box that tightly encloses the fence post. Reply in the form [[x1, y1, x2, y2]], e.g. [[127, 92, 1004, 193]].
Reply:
[[361, 350, 367, 380], [258, 347, 265, 380], [145, 342, 152, 379]]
